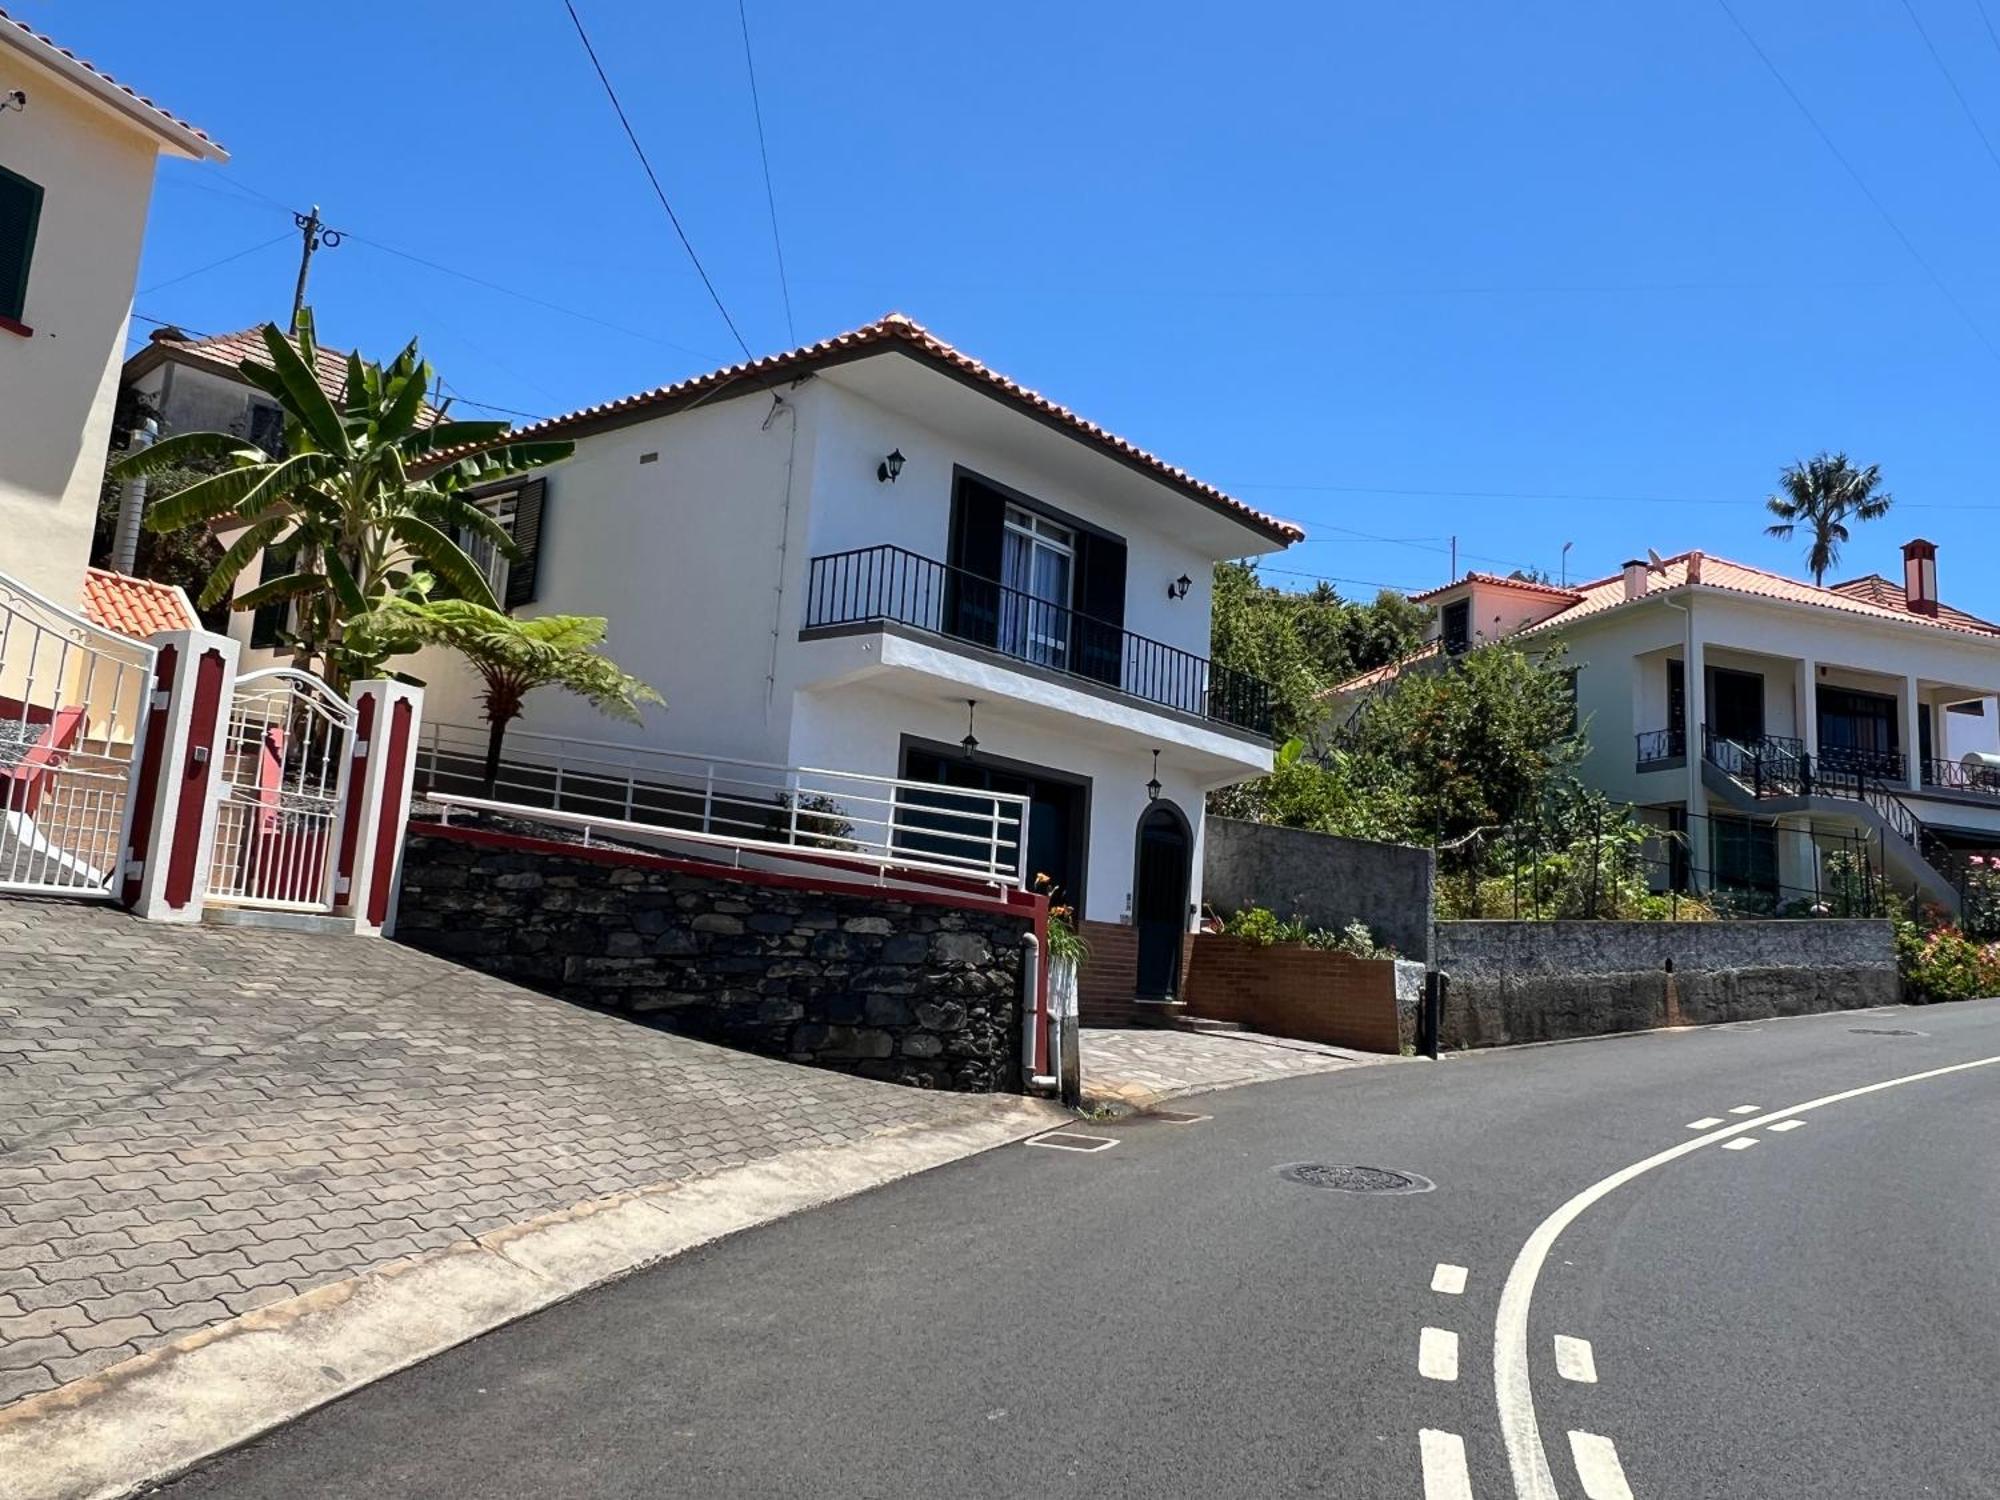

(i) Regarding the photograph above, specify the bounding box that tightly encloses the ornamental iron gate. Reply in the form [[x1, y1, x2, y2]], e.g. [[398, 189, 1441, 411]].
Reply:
[[0, 572, 156, 898], [205, 668, 354, 912]]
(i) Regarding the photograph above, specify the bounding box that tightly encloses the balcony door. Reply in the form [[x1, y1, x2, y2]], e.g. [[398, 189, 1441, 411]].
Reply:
[[1000, 505, 1073, 670], [1708, 667, 1765, 745]]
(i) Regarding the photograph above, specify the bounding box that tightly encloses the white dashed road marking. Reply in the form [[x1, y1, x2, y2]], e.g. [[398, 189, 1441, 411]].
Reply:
[[1432, 1263, 1468, 1295], [1727, 1104, 1761, 1115], [1420, 1326, 1460, 1381], [1769, 1119, 1806, 1132], [1553, 1335, 1597, 1384], [1721, 1137, 1758, 1151], [1419, 1429, 1475, 1500], [1685, 1116, 1724, 1130], [1568, 1431, 1635, 1499]]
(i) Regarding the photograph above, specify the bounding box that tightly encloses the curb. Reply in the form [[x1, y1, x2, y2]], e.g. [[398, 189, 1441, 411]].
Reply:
[[0, 1101, 1062, 1500]]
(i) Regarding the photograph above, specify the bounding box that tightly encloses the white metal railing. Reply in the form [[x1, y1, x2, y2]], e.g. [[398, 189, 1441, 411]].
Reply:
[[0, 569, 156, 898], [204, 668, 355, 912], [414, 721, 1032, 890]]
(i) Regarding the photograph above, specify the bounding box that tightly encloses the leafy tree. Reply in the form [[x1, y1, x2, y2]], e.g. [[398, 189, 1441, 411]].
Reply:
[[344, 595, 661, 791], [109, 312, 573, 689], [1763, 452, 1892, 586], [1209, 561, 1430, 742], [92, 386, 227, 628]]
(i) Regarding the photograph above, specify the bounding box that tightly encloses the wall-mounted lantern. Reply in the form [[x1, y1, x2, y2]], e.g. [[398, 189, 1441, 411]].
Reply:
[[877, 448, 906, 484], [1167, 573, 1193, 600], [1146, 749, 1162, 803], [961, 698, 979, 759]]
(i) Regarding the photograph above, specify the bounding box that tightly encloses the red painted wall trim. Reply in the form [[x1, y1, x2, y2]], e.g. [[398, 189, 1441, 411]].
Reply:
[[410, 818, 1048, 922], [335, 690, 374, 895], [366, 698, 413, 926], [0, 314, 32, 338], [163, 648, 225, 910], [119, 644, 175, 906]]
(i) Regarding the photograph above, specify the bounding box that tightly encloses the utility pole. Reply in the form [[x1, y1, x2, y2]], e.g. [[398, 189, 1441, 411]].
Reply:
[[1450, 535, 1457, 581], [289, 205, 344, 333]]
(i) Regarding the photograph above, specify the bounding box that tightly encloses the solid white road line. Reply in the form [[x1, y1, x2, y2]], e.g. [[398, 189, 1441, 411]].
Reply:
[[1433, 1263, 1469, 1295], [1685, 1116, 1724, 1130], [1721, 1136, 1758, 1150], [1727, 1104, 1761, 1114], [1420, 1429, 1476, 1500], [1492, 1051, 2000, 1500], [1553, 1335, 1597, 1384], [1568, 1431, 1635, 1500], [1420, 1326, 1461, 1381], [1769, 1119, 1806, 1133]]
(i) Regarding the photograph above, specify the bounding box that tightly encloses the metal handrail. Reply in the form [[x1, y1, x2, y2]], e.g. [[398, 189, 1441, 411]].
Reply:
[[801, 543, 1274, 735], [413, 721, 1032, 889], [1920, 757, 2000, 798], [1634, 727, 1686, 765]]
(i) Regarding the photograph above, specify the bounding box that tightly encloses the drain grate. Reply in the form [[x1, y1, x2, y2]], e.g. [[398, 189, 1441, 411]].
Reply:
[[1850, 1027, 1923, 1037], [1278, 1162, 1435, 1195]]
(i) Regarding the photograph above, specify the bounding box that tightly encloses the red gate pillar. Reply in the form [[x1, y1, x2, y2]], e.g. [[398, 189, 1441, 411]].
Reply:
[[334, 679, 424, 936], [125, 628, 238, 924]]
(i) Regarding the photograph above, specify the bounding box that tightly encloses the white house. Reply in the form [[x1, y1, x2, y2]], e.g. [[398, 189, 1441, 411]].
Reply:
[[1329, 542, 2000, 918], [0, 10, 224, 608], [299, 314, 1301, 1010]]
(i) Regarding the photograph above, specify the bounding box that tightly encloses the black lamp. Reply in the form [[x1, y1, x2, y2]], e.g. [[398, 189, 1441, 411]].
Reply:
[[961, 699, 979, 759], [1167, 573, 1193, 600], [1146, 749, 1162, 802], [877, 448, 906, 484]]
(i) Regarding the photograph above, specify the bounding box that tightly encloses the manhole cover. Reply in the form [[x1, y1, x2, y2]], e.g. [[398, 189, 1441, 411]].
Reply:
[[1277, 1162, 1434, 1195], [1851, 1027, 1923, 1037]]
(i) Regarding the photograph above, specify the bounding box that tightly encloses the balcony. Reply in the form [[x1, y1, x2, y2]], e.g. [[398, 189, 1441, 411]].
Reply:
[[1922, 757, 2000, 799], [1634, 727, 1686, 768], [802, 544, 1274, 737]]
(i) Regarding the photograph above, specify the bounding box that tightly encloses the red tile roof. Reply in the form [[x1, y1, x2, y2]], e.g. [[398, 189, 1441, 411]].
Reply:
[[0, 8, 224, 157], [434, 314, 1302, 546], [1409, 571, 1583, 605], [82, 568, 194, 639], [127, 327, 441, 426], [1327, 549, 2000, 696]]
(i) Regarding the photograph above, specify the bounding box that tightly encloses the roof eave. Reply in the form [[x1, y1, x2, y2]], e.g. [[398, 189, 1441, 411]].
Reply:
[[0, 24, 226, 160]]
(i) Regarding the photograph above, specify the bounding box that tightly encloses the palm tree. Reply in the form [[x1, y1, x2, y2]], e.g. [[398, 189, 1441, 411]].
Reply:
[[345, 596, 661, 791], [1763, 452, 1893, 586], [109, 311, 573, 688]]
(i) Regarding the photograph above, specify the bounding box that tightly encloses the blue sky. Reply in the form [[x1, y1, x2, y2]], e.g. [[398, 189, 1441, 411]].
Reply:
[[24, 1, 2000, 611]]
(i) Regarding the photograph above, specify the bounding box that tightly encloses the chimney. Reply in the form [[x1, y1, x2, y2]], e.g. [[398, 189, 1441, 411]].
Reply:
[[1903, 538, 1939, 617], [1622, 559, 1649, 601], [1685, 550, 1704, 585]]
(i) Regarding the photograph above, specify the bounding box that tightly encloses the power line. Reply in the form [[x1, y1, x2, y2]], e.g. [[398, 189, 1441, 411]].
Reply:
[[1897, 0, 2000, 181], [1979, 0, 2000, 63], [1244, 563, 1431, 593], [138, 232, 294, 295], [1713, 0, 2000, 364], [1233, 479, 2000, 512], [737, 0, 795, 344], [1292, 520, 1543, 574], [561, 0, 754, 360]]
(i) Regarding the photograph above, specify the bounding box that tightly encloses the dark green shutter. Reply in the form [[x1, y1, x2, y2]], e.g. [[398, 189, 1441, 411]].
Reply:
[[1072, 532, 1126, 687], [0, 165, 45, 324], [502, 478, 545, 610], [944, 476, 1005, 647]]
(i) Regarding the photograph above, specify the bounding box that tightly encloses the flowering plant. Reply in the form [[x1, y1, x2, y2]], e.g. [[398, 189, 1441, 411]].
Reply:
[[1034, 873, 1089, 964]]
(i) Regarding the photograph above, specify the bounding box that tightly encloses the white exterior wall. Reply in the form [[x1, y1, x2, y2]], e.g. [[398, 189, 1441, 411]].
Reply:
[[0, 74, 161, 607]]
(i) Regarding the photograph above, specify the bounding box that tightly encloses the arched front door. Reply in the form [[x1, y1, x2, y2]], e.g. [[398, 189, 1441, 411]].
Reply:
[[1134, 802, 1192, 998]]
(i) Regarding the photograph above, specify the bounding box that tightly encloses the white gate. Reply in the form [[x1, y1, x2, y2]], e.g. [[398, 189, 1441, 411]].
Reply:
[[205, 668, 354, 912], [0, 572, 156, 899]]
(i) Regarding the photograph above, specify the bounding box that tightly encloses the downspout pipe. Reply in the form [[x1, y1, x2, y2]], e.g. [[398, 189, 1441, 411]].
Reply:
[[1020, 932, 1059, 1094], [112, 418, 157, 575]]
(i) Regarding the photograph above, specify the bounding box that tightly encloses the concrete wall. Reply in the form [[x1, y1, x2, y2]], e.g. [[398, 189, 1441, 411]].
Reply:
[[0, 66, 163, 607], [1203, 816, 1435, 962], [1182, 935, 1402, 1052], [1433, 918, 1900, 1049], [395, 824, 1033, 1092]]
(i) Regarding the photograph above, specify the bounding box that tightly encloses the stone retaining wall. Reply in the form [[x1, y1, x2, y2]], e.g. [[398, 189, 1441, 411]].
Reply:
[[1203, 817, 1435, 963], [1432, 919, 1900, 1049], [395, 825, 1034, 1092]]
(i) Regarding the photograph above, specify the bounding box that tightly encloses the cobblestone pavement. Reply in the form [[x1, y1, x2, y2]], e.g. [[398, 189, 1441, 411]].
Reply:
[[0, 899, 1031, 1410], [1081, 1025, 1396, 1108]]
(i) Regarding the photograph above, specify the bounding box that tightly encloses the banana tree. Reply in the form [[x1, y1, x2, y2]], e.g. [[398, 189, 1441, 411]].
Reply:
[[109, 310, 573, 689]]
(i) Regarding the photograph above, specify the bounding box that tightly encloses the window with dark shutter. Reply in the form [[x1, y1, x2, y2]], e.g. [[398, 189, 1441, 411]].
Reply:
[[249, 539, 297, 650], [502, 478, 545, 610], [1071, 531, 1126, 688], [1442, 599, 1471, 654], [0, 164, 45, 326], [945, 475, 1006, 648]]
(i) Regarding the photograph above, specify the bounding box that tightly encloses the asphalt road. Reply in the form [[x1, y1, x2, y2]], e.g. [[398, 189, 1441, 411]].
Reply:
[[157, 999, 2000, 1499]]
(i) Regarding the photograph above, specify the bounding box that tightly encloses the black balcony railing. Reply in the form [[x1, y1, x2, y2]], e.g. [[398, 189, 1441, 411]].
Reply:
[[1921, 756, 2000, 798], [802, 544, 1275, 736], [1817, 744, 1906, 784], [1635, 727, 1686, 766]]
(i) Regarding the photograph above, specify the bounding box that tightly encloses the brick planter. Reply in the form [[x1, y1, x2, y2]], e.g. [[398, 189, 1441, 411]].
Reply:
[[1181, 934, 1402, 1053]]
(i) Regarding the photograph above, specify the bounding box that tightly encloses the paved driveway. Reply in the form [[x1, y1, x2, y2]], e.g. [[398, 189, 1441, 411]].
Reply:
[[0, 900, 1028, 1409]]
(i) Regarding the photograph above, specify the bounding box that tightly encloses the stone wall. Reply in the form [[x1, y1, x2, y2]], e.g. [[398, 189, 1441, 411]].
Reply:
[[1432, 919, 1901, 1049], [1203, 817, 1435, 963], [1181, 935, 1402, 1052], [395, 825, 1034, 1092]]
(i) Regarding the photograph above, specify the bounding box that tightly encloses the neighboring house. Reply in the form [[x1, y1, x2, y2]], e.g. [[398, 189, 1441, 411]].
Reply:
[[317, 313, 1302, 1014], [1326, 543, 2000, 916], [78, 564, 193, 638], [0, 9, 225, 608]]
